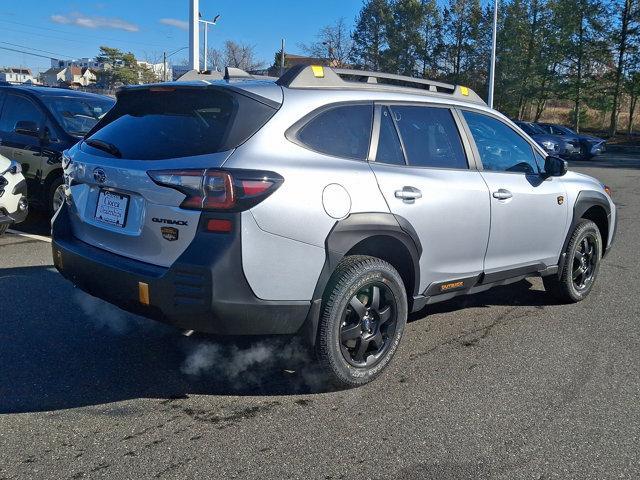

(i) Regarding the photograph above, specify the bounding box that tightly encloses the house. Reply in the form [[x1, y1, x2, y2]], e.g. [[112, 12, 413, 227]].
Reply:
[[136, 61, 167, 82], [0, 67, 35, 84], [41, 67, 66, 86], [64, 67, 97, 87], [51, 57, 104, 71], [41, 67, 97, 87]]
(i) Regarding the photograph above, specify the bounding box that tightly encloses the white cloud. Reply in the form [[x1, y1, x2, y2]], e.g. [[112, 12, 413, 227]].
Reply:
[[51, 12, 139, 32], [159, 18, 189, 31]]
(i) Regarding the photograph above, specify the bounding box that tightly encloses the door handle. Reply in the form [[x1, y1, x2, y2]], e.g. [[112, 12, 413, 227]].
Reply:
[[492, 189, 513, 200], [395, 186, 422, 203]]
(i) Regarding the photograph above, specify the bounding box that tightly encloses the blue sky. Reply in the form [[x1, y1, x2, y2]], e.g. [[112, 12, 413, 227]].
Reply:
[[0, 1, 363, 74]]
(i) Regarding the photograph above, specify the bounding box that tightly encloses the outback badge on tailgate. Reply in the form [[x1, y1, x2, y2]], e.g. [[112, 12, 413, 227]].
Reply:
[[161, 226, 179, 242]]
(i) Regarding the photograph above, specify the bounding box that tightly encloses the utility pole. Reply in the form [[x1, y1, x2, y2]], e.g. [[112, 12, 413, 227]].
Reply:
[[280, 38, 285, 76], [487, 0, 498, 108], [163, 51, 167, 81], [189, 0, 199, 71]]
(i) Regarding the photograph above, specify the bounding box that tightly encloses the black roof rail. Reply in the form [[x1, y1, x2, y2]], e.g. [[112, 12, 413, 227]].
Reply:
[[276, 65, 486, 105]]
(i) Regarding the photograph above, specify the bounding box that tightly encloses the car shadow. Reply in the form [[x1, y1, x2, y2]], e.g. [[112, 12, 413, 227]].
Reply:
[[1, 266, 555, 414], [0, 266, 332, 414]]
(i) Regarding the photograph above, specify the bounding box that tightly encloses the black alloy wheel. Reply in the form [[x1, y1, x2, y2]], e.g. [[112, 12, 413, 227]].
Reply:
[[543, 219, 602, 303], [339, 282, 398, 368], [317, 255, 408, 388], [572, 234, 598, 292]]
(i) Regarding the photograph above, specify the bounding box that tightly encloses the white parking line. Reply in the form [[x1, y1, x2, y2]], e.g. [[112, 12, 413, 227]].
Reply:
[[6, 229, 52, 243]]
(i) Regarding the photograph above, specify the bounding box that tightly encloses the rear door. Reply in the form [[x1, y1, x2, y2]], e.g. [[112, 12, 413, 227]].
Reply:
[[370, 104, 491, 294], [460, 110, 568, 275]]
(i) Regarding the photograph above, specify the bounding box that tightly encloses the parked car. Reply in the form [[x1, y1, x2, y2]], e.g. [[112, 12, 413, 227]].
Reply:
[[513, 121, 566, 156], [536, 123, 606, 160], [0, 153, 28, 235], [51, 66, 616, 387], [0, 85, 115, 214]]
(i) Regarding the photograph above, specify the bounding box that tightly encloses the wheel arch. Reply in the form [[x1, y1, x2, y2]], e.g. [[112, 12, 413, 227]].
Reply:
[[558, 190, 611, 276], [312, 212, 422, 302]]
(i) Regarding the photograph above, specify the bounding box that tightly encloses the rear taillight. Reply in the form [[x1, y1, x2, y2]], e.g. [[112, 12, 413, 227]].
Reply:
[[147, 168, 283, 212]]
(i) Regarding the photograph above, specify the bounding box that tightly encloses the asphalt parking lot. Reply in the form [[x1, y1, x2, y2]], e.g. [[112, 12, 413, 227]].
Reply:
[[1, 153, 639, 480]]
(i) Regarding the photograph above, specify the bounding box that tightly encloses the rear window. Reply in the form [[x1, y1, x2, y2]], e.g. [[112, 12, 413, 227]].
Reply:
[[83, 87, 276, 160], [296, 104, 373, 160]]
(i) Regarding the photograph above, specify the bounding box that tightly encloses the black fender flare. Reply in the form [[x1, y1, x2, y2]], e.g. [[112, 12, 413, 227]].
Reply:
[[312, 212, 422, 300], [558, 190, 611, 275]]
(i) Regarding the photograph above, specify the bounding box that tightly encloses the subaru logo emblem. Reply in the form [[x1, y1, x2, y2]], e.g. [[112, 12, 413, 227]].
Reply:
[[93, 167, 106, 184]]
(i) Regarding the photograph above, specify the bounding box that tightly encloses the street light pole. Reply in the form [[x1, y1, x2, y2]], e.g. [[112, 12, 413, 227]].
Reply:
[[189, 0, 199, 71], [163, 46, 188, 81], [199, 17, 219, 72], [487, 0, 498, 109], [203, 21, 208, 71]]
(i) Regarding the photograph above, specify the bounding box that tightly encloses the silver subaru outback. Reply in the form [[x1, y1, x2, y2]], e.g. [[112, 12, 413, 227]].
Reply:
[[52, 65, 616, 387]]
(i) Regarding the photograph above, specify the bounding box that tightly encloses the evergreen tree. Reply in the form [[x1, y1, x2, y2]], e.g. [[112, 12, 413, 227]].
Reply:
[[552, 0, 610, 132], [386, 0, 425, 76], [351, 0, 393, 70], [418, 0, 445, 78], [608, 0, 639, 135]]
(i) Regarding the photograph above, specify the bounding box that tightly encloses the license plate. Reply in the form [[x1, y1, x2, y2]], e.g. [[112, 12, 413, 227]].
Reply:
[[95, 189, 129, 228]]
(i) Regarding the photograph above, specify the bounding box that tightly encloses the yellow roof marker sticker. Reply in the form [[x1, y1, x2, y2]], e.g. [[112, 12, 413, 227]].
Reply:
[[460, 86, 470, 96], [311, 65, 325, 78]]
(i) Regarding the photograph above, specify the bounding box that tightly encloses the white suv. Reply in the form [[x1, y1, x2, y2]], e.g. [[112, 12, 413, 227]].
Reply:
[[0, 154, 27, 236]]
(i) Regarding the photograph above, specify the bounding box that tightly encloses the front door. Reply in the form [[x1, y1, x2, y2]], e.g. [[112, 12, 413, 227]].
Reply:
[[460, 110, 569, 275], [370, 104, 491, 294]]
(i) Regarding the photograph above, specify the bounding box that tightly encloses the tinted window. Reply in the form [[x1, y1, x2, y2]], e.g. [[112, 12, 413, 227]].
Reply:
[[555, 125, 575, 135], [390, 106, 467, 169], [376, 107, 405, 165], [84, 88, 276, 160], [0, 94, 43, 133], [517, 122, 544, 136], [463, 111, 538, 174], [297, 104, 373, 160], [42, 95, 114, 137]]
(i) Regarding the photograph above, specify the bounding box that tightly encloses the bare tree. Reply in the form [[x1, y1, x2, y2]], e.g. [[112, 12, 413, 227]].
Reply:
[[203, 41, 264, 72], [300, 18, 354, 67]]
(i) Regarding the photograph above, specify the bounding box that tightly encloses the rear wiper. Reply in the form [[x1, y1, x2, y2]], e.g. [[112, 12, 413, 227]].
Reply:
[[85, 139, 122, 158]]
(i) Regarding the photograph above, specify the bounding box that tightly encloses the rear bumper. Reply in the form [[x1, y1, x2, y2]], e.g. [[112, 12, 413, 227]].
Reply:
[[51, 204, 311, 335]]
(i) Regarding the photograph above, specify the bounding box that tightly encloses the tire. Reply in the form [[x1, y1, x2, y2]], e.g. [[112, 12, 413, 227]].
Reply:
[[316, 255, 408, 388], [0, 224, 8, 236], [543, 219, 602, 303], [47, 176, 65, 216]]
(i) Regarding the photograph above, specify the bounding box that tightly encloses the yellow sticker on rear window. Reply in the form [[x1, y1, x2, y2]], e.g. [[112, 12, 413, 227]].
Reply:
[[311, 65, 325, 78]]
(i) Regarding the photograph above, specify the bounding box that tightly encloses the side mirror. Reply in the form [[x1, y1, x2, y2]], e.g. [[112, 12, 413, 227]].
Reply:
[[544, 155, 568, 177], [14, 120, 40, 137]]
